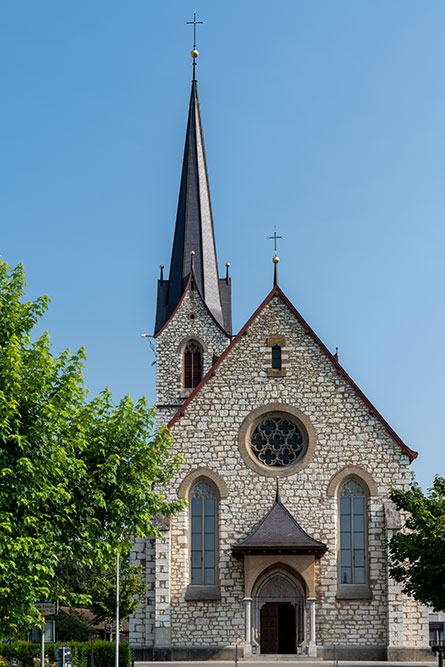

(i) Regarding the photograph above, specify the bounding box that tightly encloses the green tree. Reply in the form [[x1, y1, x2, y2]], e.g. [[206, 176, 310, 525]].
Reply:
[[54, 556, 148, 637], [0, 260, 185, 635], [53, 609, 94, 642], [389, 475, 445, 612], [86, 559, 146, 630]]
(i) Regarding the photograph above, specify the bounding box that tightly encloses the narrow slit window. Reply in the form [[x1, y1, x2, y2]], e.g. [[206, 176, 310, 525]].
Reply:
[[272, 345, 282, 370]]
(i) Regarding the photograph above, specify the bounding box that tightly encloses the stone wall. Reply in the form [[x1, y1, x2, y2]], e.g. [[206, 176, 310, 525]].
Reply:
[[402, 594, 430, 646], [132, 292, 429, 655], [129, 537, 155, 648], [155, 284, 229, 427]]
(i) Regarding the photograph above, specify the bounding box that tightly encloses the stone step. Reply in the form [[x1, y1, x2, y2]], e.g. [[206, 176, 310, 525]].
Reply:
[[243, 655, 317, 662]]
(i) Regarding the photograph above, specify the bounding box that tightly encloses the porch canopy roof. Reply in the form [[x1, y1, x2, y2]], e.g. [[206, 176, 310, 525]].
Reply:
[[232, 500, 327, 559]]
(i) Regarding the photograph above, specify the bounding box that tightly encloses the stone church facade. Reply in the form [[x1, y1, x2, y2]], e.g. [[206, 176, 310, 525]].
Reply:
[[130, 72, 430, 660]]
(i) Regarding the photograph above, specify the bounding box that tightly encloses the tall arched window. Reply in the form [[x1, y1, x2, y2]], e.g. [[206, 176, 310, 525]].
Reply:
[[190, 480, 217, 586], [339, 479, 367, 585], [184, 340, 202, 389]]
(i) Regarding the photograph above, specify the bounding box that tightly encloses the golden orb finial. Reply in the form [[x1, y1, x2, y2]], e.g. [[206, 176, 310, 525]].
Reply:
[[225, 262, 230, 267], [190, 250, 195, 256], [191, 49, 199, 59], [160, 264, 164, 269], [272, 256, 280, 264]]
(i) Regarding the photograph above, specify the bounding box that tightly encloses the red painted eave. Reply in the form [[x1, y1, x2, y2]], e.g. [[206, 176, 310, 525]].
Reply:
[[154, 270, 230, 339], [154, 273, 193, 339], [167, 285, 418, 462], [167, 286, 279, 428]]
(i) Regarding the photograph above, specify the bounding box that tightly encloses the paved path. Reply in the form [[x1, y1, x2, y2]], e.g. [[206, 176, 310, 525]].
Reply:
[[136, 661, 437, 667]]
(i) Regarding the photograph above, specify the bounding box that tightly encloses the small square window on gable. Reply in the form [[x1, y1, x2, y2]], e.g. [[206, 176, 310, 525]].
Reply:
[[266, 336, 287, 377]]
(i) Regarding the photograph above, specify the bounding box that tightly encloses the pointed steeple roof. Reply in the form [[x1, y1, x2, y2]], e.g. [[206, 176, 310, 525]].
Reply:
[[155, 80, 231, 336], [232, 496, 327, 559]]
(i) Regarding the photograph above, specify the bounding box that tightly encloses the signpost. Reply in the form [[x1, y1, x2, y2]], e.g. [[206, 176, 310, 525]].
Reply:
[[33, 601, 58, 667], [35, 602, 57, 616], [115, 553, 120, 667], [432, 645, 444, 667], [29, 622, 55, 644]]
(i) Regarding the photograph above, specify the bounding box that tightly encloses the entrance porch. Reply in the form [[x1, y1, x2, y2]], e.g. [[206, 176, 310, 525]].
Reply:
[[232, 494, 326, 658]]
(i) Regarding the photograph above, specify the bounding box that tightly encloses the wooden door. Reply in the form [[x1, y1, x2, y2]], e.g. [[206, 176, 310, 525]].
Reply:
[[278, 602, 296, 654], [260, 603, 279, 653]]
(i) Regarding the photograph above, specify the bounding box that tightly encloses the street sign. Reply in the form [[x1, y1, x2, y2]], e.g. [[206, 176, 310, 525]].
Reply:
[[29, 621, 55, 643], [35, 602, 57, 616]]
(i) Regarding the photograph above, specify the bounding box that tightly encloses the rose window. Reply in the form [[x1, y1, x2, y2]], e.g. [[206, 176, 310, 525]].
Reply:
[[250, 416, 306, 468]]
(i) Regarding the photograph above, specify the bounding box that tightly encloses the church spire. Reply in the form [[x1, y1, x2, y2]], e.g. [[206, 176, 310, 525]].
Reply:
[[154, 76, 231, 336]]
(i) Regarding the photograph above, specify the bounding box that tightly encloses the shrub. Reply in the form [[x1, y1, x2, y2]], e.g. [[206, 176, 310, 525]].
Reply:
[[46, 642, 90, 667], [0, 641, 40, 667], [0, 642, 130, 667], [91, 641, 130, 667]]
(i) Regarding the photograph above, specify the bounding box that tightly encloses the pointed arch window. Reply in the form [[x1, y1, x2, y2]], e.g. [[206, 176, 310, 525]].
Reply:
[[190, 480, 217, 586], [184, 340, 202, 389], [339, 479, 367, 585]]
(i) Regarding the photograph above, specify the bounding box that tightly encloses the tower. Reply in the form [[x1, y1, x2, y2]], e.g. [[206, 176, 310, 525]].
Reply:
[[154, 76, 231, 425]]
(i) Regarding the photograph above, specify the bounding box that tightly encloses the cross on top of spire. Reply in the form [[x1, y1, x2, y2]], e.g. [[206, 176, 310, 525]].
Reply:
[[185, 11, 205, 80], [266, 226, 285, 256], [185, 10, 205, 50]]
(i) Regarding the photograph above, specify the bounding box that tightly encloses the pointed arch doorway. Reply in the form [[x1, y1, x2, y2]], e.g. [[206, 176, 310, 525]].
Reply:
[[233, 495, 326, 656], [252, 568, 306, 654]]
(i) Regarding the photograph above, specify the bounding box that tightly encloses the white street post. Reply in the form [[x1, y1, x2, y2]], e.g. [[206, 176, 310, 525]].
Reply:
[[40, 618, 45, 667], [115, 553, 119, 667]]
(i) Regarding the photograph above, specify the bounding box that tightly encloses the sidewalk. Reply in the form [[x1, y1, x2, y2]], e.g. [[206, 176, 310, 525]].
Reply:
[[135, 661, 437, 667]]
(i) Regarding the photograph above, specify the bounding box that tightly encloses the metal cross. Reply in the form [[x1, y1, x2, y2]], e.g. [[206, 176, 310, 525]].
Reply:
[[266, 226, 285, 255], [185, 11, 205, 50]]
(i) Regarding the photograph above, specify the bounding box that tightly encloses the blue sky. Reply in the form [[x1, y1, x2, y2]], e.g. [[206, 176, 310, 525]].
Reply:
[[1, 2, 444, 491]]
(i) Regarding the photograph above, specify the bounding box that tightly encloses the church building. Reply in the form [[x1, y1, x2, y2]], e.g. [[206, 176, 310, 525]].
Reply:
[[130, 53, 430, 660]]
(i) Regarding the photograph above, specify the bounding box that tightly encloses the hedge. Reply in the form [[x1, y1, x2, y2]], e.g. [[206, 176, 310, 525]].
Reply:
[[0, 641, 39, 667], [0, 641, 131, 667]]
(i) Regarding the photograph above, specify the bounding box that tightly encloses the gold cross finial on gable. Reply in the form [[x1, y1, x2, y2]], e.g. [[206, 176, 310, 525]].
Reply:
[[267, 227, 284, 287], [266, 226, 285, 256]]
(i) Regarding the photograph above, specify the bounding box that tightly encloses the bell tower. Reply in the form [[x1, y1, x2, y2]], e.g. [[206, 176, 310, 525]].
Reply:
[[154, 61, 231, 423]]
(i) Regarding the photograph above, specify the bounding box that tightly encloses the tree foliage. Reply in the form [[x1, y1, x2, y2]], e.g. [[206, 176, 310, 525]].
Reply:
[[53, 609, 94, 642], [389, 474, 445, 612], [86, 559, 146, 627], [0, 260, 185, 634], [55, 556, 147, 629]]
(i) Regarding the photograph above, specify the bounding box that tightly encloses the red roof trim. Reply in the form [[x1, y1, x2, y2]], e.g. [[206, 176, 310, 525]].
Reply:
[[275, 287, 417, 461], [167, 286, 278, 428], [154, 270, 230, 339], [167, 285, 417, 461], [154, 273, 193, 339]]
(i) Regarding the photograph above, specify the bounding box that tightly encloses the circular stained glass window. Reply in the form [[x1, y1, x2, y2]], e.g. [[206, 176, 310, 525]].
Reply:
[[250, 415, 307, 468]]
